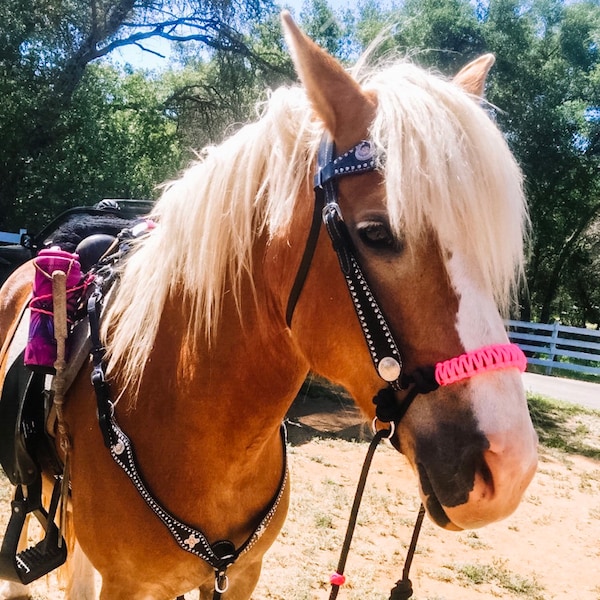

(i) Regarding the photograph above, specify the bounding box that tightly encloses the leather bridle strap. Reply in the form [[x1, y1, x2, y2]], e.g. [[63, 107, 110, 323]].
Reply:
[[285, 185, 323, 328], [287, 135, 529, 406], [322, 201, 404, 390], [287, 134, 405, 390], [285, 136, 334, 328]]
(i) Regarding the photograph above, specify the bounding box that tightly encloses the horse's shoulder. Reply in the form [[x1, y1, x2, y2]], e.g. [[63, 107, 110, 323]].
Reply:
[[0, 261, 33, 344]]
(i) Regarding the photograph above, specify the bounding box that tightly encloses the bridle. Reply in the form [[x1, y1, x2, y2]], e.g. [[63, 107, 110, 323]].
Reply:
[[287, 133, 526, 419], [287, 134, 528, 599]]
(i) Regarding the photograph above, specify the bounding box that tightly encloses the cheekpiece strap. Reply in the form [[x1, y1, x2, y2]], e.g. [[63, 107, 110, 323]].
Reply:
[[315, 135, 404, 389]]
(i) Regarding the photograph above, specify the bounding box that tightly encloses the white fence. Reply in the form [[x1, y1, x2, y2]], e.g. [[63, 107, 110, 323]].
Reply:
[[506, 319, 600, 377]]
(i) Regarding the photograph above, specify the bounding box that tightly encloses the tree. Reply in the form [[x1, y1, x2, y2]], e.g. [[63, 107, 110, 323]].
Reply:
[[0, 0, 275, 231], [166, 0, 355, 152], [164, 11, 294, 153], [16, 64, 183, 228], [355, 0, 486, 72], [355, 0, 600, 325], [484, 0, 600, 324]]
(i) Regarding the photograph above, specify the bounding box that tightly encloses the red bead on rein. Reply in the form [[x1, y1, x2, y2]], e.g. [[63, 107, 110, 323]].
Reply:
[[330, 572, 346, 586]]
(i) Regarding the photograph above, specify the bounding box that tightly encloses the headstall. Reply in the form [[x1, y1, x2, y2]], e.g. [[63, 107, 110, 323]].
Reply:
[[288, 133, 527, 425]]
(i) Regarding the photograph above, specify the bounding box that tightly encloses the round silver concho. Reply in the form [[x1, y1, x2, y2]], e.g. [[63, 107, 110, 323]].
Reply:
[[112, 440, 125, 455], [377, 356, 401, 382], [355, 141, 373, 161]]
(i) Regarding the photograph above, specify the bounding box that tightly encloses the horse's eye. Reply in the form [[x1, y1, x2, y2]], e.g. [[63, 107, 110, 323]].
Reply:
[[356, 221, 401, 252]]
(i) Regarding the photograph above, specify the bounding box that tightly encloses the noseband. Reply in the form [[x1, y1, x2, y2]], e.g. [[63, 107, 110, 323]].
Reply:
[[287, 134, 527, 426]]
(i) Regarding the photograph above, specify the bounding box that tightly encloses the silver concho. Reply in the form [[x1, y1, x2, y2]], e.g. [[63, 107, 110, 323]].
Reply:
[[112, 440, 125, 455], [355, 141, 373, 161], [377, 356, 401, 382]]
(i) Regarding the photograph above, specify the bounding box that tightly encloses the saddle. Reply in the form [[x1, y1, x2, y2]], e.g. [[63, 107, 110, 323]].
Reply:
[[0, 201, 154, 584], [0, 217, 134, 584]]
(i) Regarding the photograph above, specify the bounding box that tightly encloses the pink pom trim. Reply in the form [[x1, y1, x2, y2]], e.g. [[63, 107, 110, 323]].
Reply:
[[330, 572, 346, 586], [435, 343, 527, 386]]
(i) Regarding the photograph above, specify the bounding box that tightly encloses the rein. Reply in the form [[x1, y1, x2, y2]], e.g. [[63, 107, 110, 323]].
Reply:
[[287, 134, 528, 599]]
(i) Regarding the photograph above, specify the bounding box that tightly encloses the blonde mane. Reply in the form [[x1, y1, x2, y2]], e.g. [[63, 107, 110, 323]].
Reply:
[[103, 59, 527, 397]]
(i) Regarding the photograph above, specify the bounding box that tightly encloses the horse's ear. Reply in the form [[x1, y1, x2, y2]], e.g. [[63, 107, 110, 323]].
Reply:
[[453, 54, 495, 98], [281, 11, 375, 150]]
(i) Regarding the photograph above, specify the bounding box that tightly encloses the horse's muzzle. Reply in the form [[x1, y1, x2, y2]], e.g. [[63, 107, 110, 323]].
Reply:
[[416, 426, 538, 530]]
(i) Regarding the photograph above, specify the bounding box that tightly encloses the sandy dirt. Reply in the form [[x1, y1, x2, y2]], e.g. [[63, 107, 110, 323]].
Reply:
[[0, 391, 599, 600]]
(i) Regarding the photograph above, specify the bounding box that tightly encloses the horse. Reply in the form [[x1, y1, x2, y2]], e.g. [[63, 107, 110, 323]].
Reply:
[[0, 12, 537, 600]]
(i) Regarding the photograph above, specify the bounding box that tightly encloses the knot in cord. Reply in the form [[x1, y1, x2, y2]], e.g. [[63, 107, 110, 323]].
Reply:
[[401, 366, 439, 395], [373, 366, 439, 426], [373, 387, 399, 423]]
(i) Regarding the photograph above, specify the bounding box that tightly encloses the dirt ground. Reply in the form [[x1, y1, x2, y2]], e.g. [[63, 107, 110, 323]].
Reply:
[[1, 391, 599, 600]]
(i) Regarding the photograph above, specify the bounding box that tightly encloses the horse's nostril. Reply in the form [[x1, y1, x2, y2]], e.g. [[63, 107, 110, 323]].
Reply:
[[480, 458, 493, 488]]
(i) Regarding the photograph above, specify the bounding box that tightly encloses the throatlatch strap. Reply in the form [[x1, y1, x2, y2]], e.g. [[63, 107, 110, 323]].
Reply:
[[285, 136, 334, 328], [285, 193, 323, 328]]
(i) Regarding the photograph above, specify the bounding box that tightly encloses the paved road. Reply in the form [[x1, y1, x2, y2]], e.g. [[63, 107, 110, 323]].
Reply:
[[522, 372, 600, 410]]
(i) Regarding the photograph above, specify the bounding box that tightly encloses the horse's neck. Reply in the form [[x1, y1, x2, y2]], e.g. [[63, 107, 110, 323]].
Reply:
[[122, 288, 307, 449]]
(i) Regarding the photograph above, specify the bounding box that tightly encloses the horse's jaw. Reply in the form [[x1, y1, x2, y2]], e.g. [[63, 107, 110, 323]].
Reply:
[[397, 371, 538, 531]]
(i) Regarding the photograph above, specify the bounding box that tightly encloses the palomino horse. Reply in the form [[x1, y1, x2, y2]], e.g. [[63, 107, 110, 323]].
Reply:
[[0, 13, 537, 600]]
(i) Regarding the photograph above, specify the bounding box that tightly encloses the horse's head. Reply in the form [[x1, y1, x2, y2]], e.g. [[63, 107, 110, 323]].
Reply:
[[282, 13, 537, 531]]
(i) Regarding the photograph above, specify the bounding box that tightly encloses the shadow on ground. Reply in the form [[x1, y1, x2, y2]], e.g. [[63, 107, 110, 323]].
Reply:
[[285, 376, 372, 446]]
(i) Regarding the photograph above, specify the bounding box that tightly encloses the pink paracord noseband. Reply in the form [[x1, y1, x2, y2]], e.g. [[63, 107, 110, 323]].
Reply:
[[435, 343, 527, 386]]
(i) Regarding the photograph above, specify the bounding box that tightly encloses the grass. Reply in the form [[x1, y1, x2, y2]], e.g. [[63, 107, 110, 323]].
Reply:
[[453, 559, 545, 598], [527, 393, 600, 459]]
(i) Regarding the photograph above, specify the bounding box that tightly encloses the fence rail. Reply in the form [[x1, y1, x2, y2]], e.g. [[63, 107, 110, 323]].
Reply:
[[506, 319, 600, 376]]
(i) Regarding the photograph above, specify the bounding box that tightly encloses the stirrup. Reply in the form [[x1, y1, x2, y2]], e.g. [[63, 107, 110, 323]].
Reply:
[[0, 477, 67, 584]]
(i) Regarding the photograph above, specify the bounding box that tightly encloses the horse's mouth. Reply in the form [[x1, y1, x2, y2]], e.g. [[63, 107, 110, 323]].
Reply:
[[418, 467, 464, 531]]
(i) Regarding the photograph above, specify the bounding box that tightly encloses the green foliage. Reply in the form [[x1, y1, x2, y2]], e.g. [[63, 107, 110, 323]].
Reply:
[[298, 0, 356, 61], [455, 559, 545, 597], [0, 0, 276, 232], [396, 0, 487, 73], [483, 0, 600, 325], [165, 10, 294, 153], [528, 394, 600, 458], [1, 63, 181, 231], [355, 0, 600, 326], [1, 0, 599, 330]]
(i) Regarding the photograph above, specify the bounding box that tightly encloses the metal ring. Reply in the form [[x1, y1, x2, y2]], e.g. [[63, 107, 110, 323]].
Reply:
[[322, 201, 343, 222], [372, 417, 396, 439], [215, 573, 229, 594]]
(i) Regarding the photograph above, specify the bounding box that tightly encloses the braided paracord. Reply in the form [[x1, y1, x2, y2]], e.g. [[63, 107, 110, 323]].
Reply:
[[435, 343, 527, 386]]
